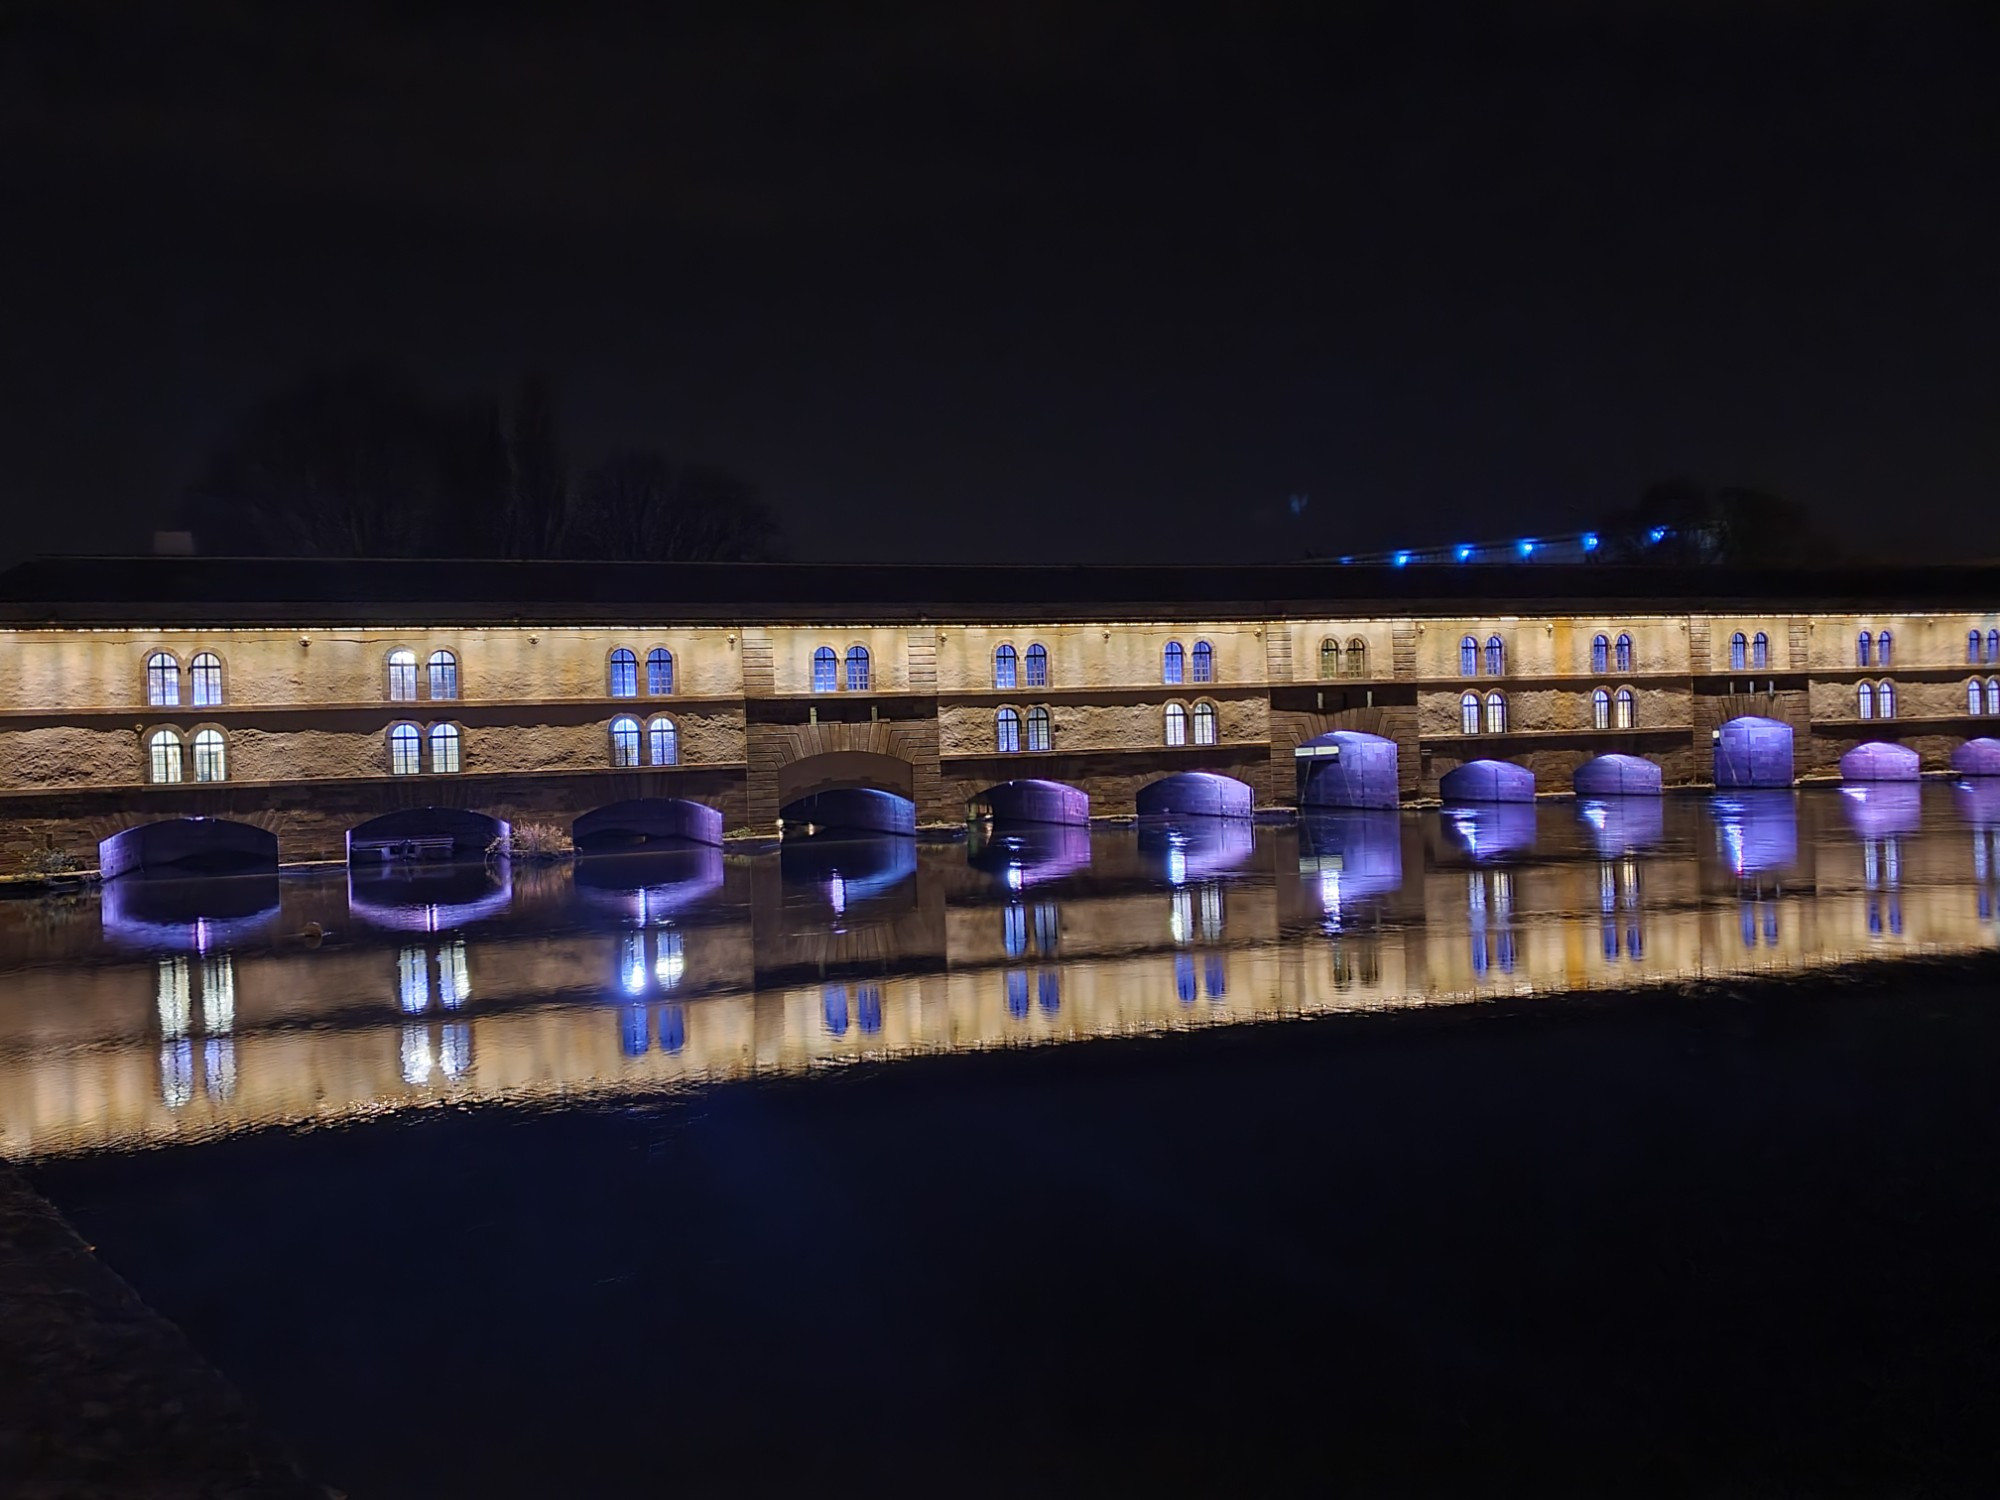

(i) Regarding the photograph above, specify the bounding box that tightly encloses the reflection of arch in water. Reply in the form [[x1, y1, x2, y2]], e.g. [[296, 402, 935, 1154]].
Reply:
[[1955, 777, 2000, 828], [574, 845, 727, 923], [1711, 792, 1799, 877], [1840, 741, 1920, 783], [349, 860, 514, 932], [779, 833, 919, 919], [1440, 800, 1538, 863], [100, 872, 282, 952], [1136, 772, 1253, 820], [1952, 738, 2000, 777], [1715, 716, 1794, 790], [966, 819, 1092, 889], [1298, 810, 1404, 911], [1138, 817, 1255, 884], [1439, 760, 1535, 804], [1297, 732, 1400, 810], [1838, 781, 1923, 840], [347, 807, 507, 863], [573, 798, 723, 850], [1576, 797, 1665, 857], [99, 819, 277, 880], [968, 779, 1090, 827], [779, 751, 917, 836], [1573, 754, 1662, 798]]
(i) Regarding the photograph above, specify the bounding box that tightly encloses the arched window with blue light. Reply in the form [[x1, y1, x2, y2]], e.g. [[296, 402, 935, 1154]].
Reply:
[[812, 646, 838, 692], [994, 643, 1018, 690], [1460, 636, 1479, 676], [1025, 642, 1049, 688], [1857, 681, 1875, 720], [1592, 687, 1610, 729], [1878, 678, 1896, 718], [845, 645, 870, 692], [1193, 700, 1218, 746], [608, 648, 638, 698], [191, 728, 227, 783], [1616, 633, 1633, 673], [387, 649, 417, 702], [1876, 630, 1892, 668], [1857, 631, 1872, 667], [147, 728, 183, 785], [1971, 631, 1985, 665], [1320, 638, 1342, 679], [1484, 691, 1507, 734], [996, 706, 1021, 753], [1026, 706, 1052, 752], [427, 649, 458, 701], [429, 722, 461, 774], [647, 716, 678, 766], [1615, 687, 1635, 729], [609, 715, 642, 767], [1485, 636, 1505, 676], [1164, 702, 1188, 746], [1988, 677, 2000, 714], [1460, 691, 1480, 735], [1971, 679, 1984, 715], [190, 652, 223, 707], [1592, 635, 1609, 674], [145, 651, 181, 707], [389, 723, 422, 775], [1989, 630, 2000, 665], [1752, 631, 1770, 669], [1346, 636, 1367, 677], [646, 648, 674, 695], [1163, 640, 1185, 684], [1191, 640, 1214, 683], [1729, 632, 1748, 671]]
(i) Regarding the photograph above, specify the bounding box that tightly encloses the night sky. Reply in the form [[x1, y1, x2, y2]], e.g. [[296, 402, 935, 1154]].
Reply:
[[3, 1, 1994, 569]]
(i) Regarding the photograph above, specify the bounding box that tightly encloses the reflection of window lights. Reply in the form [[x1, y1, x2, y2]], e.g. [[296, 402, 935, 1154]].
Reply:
[[622, 1006, 650, 1056], [398, 946, 430, 1013], [658, 1004, 687, 1054], [1004, 903, 1027, 957], [160, 1040, 194, 1108], [1033, 902, 1060, 954], [654, 930, 685, 989], [439, 1024, 472, 1080], [1204, 955, 1227, 999], [1175, 953, 1197, 1003], [620, 932, 648, 996], [823, 985, 849, 1035], [857, 985, 883, 1034], [204, 1038, 236, 1102], [438, 938, 470, 1007], [1170, 889, 1192, 944], [1200, 884, 1224, 940], [1006, 971, 1030, 1018], [400, 1026, 434, 1085], [157, 956, 191, 1036], [201, 956, 235, 1033], [1036, 971, 1060, 1015]]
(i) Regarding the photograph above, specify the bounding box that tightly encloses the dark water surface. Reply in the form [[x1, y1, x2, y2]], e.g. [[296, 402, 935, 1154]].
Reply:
[[8, 786, 2000, 1495]]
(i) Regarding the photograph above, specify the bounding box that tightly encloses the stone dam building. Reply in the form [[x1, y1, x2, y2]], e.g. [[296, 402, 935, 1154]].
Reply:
[[2, 556, 1998, 874]]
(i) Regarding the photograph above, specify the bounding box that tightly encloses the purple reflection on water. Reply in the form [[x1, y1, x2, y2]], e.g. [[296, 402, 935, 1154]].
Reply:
[[1441, 801, 1538, 863], [1839, 782, 1924, 840], [574, 846, 726, 923], [966, 820, 1092, 890], [1711, 793, 1798, 877], [1576, 797, 1665, 857], [99, 873, 282, 953], [348, 861, 514, 933], [1954, 778, 2000, 829], [1139, 818, 1255, 885], [1299, 810, 1404, 913]]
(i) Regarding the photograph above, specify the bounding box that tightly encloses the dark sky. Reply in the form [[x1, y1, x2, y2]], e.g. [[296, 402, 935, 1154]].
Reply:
[[2, 0, 1994, 568]]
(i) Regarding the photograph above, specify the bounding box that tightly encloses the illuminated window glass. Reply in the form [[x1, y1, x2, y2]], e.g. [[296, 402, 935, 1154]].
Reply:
[[1191, 640, 1214, 684], [1484, 691, 1507, 734], [1592, 635, 1609, 674], [1857, 631, 1872, 667], [1320, 638, 1342, 679], [145, 652, 180, 706], [1615, 687, 1635, 729], [845, 646, 871, 692], [1857, 681, 1875, 720], [1193, 700, 1218, 746], [994, 644, 1018, 690], [1876, 631, 1892, 668], [147, 729, 183, 784], [427, 650, 459, 701], [1989, 677, 2000, 715], [1729, 632, 1747, 671], [646, 648, 674, 695], [1163, 641, 1185, 685], [190, 652, 223, 707], [1026, 706, 1052, 752], [609, 648, 638, 698], [387, 649, 417, 701], [812, 646, 838, 692], [1164, 702, 1188, 746], [1592, 688, 1610, 729], [1615, 634, 1633, 673], [822, 985, 849, 1036], [1485, 636, 1505, 676], [1989, 631, 2000, 665], [609, 715, 642, 767], [1004, 903, 1027, 956], [430, 722, 461, 774], [1752, 631, 1770, 669], [1346, 636, 1367, 677], [1878, 678, 1896, 718], [1460, 691, 1480, 735], [647, 716, 677, 766], [996, 707, 1021, 753], [1460, 636, 1479, 675], [191, 728, 226, 783], [389, 724, 422, 775], [1971, 678, 1984, 716], [1971, 631, 1985, 665], [1025, 643, 1048, 688]]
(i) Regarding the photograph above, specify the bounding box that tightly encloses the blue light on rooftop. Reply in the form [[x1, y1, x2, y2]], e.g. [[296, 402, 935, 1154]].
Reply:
[[1517, 539, 1536, 557], [1455, 544, 1473, 562], [1393, 550, 1411, 567], [1582, 532, 1599, 552]]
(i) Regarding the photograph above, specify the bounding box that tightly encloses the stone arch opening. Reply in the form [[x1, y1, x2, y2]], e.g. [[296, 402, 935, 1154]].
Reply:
[[1839, 741, 1920, 783], [1950, 737, 2000, 777], [1136, 771, 1253, 820], [573, 798, 724, 851], [1714, 716, 1794, 789], [1572, 753, 1662, 797], [778, 750, 918, 837], [967, 778, 1090, 827], [98, 818, 278, 880], [347, 806, 508, 864], [1439, 759, 1536, 804], [1297, 730, 1400, 810]]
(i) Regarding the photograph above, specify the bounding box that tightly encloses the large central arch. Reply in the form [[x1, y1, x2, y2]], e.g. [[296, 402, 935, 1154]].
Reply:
[[778, 751, 917, 836]]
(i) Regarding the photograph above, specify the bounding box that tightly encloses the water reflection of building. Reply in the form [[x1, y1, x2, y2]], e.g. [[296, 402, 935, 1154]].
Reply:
[[155, 953, 236, 1107]]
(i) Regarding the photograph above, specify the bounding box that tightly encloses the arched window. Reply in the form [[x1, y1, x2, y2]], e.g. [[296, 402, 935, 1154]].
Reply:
[[1460, 636, 1480, 675], [646, 648, 674, 695], [1989, 678, 2000, 715], [146, 729, 183, 785], [427, 649, 458, 701], [1729, 632, 1748, 671], [1878, 679, 1896, 718], [994, 644, 1018, 690], [1971, 631, 1985, 665], [389, 724, 422, 775], [1857, 681, 1875, 720], [191, 728, 226, 783], [1320, 638, 1342, 679], [1026, 706, 1052, 752], [608, 648, 638, 698], [1346, 636, 1367, 677], [1460, 691, 1480, 735], [1592, 635, 1609, 674], [996, 707, 1022, 753], [189, 652, 223, 707], [609, 716, 642, 767], [1857, 631, 1872, 667], [1484, 691, 1507, 734], [812, 646, 838, 693], [1876, 631, 1892, 668], [1971, 679, 1985, 716], [1591, 687, 1611, 730], [429, 722, 461, 774], [1164, 702, 1188, 747], [1485, 636, 1505, 676], [845, 645, 870, 692], [1615, 633, 1633, 673], [387, 649, 417, 702], [1163, 641, 1185, 685], [1615, 687, 1635, 729], [1193, 700, 1219, 746], [646, 716, 677, 766], [1025, 643, 1049, 688], [1752, 631, 1770, 669], [1191, 640, 1215, 683], [144, 651, 180, 706], [1989, 630, 2000, 665]]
